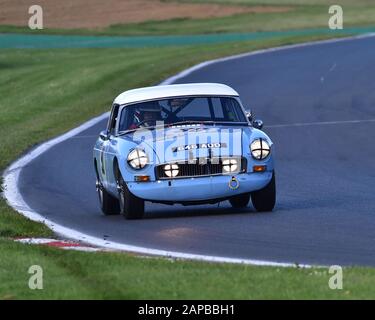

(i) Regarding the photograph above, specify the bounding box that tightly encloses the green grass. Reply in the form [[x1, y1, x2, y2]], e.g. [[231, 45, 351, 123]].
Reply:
[[2, 238, 375, 299], [0, 200, 51, 238], [2, 32, 375, 299], [0, 1, 374, 36]]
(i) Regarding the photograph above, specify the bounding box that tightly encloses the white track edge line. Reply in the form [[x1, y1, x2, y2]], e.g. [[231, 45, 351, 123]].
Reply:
[[3, 33, 375, 267]]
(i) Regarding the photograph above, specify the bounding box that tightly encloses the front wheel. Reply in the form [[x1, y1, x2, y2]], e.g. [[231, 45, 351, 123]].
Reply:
[[251, 171, 276, 212], [96, 180, 120, 215], [116, 171, 144, 220]]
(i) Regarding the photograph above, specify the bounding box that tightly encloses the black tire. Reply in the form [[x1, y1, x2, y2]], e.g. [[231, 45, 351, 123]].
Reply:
[[115, 168, 144, 220], [251, 171, 276, 212], [96, 180, 120, 215], [229, 193, 250, 208]]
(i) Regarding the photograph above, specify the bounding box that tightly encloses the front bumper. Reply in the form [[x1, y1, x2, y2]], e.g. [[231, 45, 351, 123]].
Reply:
[[127, 171, 272, 202]]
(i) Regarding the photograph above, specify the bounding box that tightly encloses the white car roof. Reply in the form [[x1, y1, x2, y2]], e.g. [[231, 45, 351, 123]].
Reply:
[[113, 83, 239, 105]]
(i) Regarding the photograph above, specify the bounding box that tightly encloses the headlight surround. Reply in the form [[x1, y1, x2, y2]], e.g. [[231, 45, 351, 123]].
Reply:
[[222, 158, 238, 173], [164, 164, 179, 177], [250, 138, 271, 160], [127, 149, 148, 170]]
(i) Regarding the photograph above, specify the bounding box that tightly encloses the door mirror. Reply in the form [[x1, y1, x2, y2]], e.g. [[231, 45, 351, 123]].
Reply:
[[99, 130, 110, 141], [252, 119, 264, 130], [245, 110, 253, 122]]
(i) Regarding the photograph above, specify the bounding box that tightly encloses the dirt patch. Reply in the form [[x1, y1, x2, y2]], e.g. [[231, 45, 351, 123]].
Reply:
[[0, 0, 292, 29]]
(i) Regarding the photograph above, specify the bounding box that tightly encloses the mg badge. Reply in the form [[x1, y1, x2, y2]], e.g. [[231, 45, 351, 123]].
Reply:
[[229, 176, 240, 190]]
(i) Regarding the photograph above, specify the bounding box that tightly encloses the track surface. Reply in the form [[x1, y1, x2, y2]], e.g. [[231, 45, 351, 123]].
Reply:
[[19, 36, 375, 266]]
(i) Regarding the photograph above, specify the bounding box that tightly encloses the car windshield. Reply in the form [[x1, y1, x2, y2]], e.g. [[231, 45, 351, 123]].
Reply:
[[118, 96, 247, 132]]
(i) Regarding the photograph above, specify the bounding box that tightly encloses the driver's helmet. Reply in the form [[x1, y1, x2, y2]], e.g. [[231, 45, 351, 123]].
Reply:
[[138, 101, 162, 126]]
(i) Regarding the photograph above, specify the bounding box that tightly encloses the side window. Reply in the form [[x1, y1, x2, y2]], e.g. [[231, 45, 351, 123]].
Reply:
[[107, 104, 119, 134], [221, 98, 246, 122], [119, 106, 136, 132]]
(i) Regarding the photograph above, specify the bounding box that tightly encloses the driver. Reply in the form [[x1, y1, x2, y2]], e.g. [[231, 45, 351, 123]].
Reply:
[[127, 102, 162, 130], [142, 110, 159, 126], [138, 102, 162, 127]]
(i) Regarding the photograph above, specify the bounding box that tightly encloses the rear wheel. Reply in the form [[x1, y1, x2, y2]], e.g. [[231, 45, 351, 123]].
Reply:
[[251, 171, 276, 212], [229, 193, 250, 208], [115, 166, 145, 220], [96, 180, 120, 215]]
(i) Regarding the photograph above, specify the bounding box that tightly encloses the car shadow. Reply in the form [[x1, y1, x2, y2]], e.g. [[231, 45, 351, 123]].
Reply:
[[142, 202, 273, 220]]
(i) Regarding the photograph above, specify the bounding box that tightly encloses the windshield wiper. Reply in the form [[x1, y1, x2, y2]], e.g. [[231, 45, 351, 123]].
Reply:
[[117, 129, 138, 135], [169, 120, 247, 127], [212, 121, 249, 126], [117, 123, 167, 136], [168, 120, 215, 127]]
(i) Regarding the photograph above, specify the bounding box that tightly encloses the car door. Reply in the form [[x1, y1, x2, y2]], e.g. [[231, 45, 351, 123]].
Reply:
[[99, 104, 119, 193]]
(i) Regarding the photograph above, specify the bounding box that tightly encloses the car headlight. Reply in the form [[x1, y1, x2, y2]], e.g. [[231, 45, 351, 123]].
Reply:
[[164, 164, 179, 177], [127, 149, 148, 169], [222, 159, 238, 173], [250, 138, 270, 160]]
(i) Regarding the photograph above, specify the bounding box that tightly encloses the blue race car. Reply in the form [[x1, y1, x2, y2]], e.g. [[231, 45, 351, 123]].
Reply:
[[93, 83, 275, 219]]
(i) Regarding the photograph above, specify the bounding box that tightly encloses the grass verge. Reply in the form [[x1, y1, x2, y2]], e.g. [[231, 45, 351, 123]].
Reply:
[[2, 238, 375, 299], [1, 33, 375, 299]]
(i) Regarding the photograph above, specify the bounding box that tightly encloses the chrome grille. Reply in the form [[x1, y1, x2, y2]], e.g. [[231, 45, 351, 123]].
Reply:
[[156, 157, 247, 179]]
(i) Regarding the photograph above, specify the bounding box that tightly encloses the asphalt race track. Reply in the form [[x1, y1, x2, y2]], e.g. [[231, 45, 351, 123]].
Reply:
[[18, 36, 375, 266]]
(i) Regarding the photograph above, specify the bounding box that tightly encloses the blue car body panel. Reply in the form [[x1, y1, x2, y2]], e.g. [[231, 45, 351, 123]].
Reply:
[[94, 125, 274, 203]]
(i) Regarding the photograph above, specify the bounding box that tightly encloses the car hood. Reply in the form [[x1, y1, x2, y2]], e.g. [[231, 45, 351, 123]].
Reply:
[[118, 125, 272, 164]]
